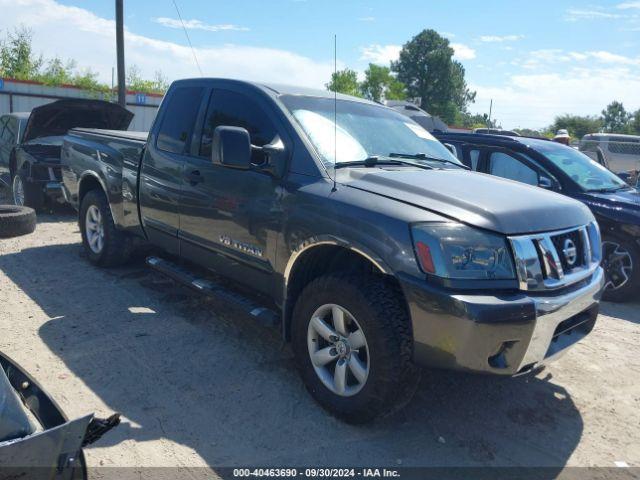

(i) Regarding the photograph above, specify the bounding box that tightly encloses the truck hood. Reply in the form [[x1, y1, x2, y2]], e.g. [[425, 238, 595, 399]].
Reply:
[[22, 99, 133, 143], [341, 168, 594, 235]]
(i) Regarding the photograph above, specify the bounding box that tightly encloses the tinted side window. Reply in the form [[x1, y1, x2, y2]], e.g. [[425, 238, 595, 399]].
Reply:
[[489, 152, 538, 186], [0, 116, 18, 164], [157, 87, 205, 154], [200, 90, 277, 162]]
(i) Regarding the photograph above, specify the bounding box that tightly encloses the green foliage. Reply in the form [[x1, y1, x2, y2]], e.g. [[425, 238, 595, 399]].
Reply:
[[391, 29, 476, 124], [0, 27, 42, 80], [602, 101, 630, 133], [325, 68, 362, 97], [126, 65, 169, 94], [326, 65, 407, 103], [360, 64, 406, 102], [513, 128, 545, 137], [0, 26, 168, 95], [630, 110, 640, 135], [457, 112, 496, 129], [549, 114, 604, 139]]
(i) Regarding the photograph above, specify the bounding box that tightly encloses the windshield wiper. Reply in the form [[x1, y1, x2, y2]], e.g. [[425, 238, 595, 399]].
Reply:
[[389, 152, 470, 170], [334, 156, 434, 170], [587, 185, 631, 193]]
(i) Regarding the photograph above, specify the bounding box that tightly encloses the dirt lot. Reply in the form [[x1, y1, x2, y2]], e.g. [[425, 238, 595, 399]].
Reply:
[[0, 201, 639, 475]]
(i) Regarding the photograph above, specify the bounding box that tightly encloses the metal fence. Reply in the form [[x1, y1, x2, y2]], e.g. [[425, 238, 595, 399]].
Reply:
[[0, 77, 162, 132]]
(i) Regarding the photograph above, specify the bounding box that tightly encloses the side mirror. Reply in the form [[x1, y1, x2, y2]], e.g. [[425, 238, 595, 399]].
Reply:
[[443, 143, 456, 156], [212, 126, 251, 170], [259, 136, 287, 177], [538, 176, 554, 189]]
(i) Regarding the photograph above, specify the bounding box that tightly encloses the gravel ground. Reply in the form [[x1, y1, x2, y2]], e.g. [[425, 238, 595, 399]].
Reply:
[[0, 200, 639, 476]]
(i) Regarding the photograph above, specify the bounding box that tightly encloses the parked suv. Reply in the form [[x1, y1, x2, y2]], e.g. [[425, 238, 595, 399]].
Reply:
[[435, 132, 639, 301], [61, 79, 603, 422]]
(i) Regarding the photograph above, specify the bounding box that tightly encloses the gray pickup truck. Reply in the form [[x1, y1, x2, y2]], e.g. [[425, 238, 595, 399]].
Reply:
[[61, 78, 604, 423]]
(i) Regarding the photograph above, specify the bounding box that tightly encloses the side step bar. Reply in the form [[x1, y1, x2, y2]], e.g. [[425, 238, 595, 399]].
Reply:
[[146, 256, 280, 328]]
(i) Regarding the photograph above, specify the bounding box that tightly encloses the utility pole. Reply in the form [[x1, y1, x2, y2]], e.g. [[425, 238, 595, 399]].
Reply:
[[115, 0, 126, 107]]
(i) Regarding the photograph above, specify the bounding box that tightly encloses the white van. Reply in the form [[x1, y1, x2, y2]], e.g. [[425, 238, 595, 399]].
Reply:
[[580, 133, 640, 174]]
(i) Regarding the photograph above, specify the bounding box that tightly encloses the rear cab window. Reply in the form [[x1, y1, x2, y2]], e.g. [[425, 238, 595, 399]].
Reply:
[[156, 87, 205, 154]]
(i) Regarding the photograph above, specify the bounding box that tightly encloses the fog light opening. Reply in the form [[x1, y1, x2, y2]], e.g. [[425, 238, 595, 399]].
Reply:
[[488, 341, 517, 369]]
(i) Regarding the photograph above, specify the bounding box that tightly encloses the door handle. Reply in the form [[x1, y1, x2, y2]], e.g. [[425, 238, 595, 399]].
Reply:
[[186, 170, 203, 184]]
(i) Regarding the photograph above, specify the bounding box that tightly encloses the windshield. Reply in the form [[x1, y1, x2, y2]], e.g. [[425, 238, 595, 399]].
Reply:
[[280, 95, 462, 168], [534, 141, 628, 192]]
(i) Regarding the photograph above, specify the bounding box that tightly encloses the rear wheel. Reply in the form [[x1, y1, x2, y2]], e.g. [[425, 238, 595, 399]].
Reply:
[[79, 189, 132, 267], [292, 273, 419, 423], [12, 171, 44, 211], [601, 236, 640, 302]]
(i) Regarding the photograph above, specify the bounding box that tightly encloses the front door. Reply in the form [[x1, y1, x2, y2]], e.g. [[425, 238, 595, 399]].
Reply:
[[139, 85, 206, 255], [178, 88, 286, 296]]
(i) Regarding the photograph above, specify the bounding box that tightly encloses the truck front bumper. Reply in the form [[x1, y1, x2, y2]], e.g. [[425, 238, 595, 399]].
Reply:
[[401, 266, 604, 375]]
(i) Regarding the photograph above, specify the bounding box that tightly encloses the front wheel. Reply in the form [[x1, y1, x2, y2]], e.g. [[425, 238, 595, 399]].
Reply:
[[12, 171, 44, 211], [601, 236, 640, 302], [291, 273, 419, 423], [79, 189, 132, 267]]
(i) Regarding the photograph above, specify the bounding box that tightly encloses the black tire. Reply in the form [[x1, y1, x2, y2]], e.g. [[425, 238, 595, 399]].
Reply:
[[601, 235, 640, 302], [79, 189, 132, 267], [11, 171, 44, 211], [0, 205, 36, 238], [291, 273, 419, 424]]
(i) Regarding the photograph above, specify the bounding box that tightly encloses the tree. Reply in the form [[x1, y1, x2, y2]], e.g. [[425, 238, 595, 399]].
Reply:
[[0, 27, 42, 80], [392, 29, 475, 124], [630, 110, 640, 135], [360, 64, 406, 102], [549, 114, 603, 139], [126, 65, 169, 94], [602, 101, 630, 133], [325, 68, 361, 97]]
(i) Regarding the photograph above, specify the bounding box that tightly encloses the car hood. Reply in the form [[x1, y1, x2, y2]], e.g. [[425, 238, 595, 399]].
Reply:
[[574, 188, 640, 225], [22, 99, 133, 143], [340, 168, 594, 235]]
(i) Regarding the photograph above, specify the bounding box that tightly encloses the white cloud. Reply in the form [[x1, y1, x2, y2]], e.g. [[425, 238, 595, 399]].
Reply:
[[471, 67, 640, 129], [0, 0, 337, 88], [479, 34, 524, 42], [565, 8, 623, 21], [360, 42, 475, 64], [153, 17, 249, 32], [617, 1, 640, 8], [360, 44, 401, 65], [517, 49, 640, 69], [451, 43, 476, 60]]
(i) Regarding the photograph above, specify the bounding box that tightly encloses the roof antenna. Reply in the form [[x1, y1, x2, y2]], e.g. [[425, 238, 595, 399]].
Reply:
[[332, 33, 337, 192]]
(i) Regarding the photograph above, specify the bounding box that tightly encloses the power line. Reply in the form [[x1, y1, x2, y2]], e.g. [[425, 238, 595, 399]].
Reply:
[[171, 0, 203, 76]]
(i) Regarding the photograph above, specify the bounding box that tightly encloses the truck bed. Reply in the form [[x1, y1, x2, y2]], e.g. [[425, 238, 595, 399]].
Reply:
[[70, 128, 148, 143], [61, 128, 149, 235]]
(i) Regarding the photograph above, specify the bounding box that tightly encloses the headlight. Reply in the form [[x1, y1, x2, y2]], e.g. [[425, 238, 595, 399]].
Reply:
[[411, 222, 516, 280], [586, 220, 602, 263]]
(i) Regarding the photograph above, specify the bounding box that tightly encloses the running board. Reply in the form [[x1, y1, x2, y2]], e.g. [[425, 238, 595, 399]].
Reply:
[[146, 256, 279, 328]]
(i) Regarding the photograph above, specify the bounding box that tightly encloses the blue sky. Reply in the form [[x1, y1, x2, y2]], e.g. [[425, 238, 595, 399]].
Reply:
[[2, 0, 640, 128]]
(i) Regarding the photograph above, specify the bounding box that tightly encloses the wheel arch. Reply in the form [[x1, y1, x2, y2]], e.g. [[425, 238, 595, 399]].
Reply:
[[281, 238, 409, 341], [77, 172, 118, 224]]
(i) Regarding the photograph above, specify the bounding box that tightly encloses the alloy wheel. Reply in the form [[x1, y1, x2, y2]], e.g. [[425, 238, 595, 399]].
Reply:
[[307, 303, 370, 397], [602, 241, 633, 291], [85, 205, 105, 254], [12, 175, 25, 206]]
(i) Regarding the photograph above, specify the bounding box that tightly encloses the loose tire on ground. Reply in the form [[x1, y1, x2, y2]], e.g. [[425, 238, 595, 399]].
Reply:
[[12, 171, 44, 211], [291, 272, 419, 424], [79, 189, 132, 267], [0, 205, 36, 238], [601, 235, 640, 302]]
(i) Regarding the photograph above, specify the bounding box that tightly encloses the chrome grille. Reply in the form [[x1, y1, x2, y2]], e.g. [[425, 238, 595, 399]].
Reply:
[[509, 223, 601, 291]]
